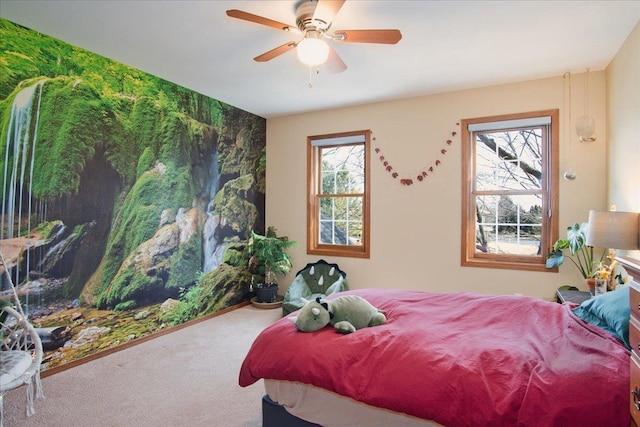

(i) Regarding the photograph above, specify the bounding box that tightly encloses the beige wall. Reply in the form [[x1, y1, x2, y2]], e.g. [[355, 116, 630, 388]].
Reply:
[[267, 67, 611, 301], [607, 21, 640, 262]]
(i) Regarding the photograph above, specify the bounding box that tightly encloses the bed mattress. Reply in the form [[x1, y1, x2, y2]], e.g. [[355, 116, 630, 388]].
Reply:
[[265, 379, 441, 427]]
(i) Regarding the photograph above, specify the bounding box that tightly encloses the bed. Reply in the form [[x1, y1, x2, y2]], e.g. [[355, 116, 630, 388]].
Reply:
[[239, 288, 631, 427]]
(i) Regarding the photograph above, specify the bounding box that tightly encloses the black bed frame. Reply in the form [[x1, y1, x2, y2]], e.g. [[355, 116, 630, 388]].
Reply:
[[262, 395, 321, 427]]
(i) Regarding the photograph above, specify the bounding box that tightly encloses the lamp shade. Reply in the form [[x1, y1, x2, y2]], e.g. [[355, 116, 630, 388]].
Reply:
[[585, 210, 639, 250]]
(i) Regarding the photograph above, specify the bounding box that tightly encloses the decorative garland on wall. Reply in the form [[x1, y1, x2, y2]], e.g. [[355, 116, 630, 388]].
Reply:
[[373, 123, 460, 185]]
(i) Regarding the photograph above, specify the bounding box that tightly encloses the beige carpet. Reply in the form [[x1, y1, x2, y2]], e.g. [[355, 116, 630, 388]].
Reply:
[[3, 304, 282, 427]]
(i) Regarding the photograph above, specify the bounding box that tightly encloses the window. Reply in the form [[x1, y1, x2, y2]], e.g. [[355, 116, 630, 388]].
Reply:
[[461, 110, 559, 271], [307, 130, 370, 258]]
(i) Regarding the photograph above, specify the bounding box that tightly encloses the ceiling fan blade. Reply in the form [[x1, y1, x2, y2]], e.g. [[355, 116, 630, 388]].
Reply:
[[334, 29, 402, 44], [325, 45, 347, 73], [226, 9, 297, 32], [312, 0, 346, 26], [254, 42, 297, 62]]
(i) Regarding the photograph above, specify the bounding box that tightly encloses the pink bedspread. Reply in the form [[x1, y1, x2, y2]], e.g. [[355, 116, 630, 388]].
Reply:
[[239, 289, 630, 426]]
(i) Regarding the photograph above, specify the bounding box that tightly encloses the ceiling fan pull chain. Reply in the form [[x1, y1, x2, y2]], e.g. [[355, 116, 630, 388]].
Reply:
[[308, 66, 320, 88]]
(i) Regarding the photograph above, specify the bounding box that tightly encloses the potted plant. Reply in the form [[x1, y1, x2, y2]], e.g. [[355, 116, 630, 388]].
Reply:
[[546, 221, 606, 289], [245, 226, 296, 303]]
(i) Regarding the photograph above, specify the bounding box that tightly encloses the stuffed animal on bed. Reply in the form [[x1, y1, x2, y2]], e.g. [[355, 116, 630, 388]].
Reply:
[[289, 295, 386, 334]]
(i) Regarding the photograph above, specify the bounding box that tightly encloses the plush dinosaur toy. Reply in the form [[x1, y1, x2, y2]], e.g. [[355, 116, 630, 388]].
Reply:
[[289, 295, 386, 334]]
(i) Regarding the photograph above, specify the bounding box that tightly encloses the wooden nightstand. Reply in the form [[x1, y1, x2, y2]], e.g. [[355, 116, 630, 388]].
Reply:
[[555, 287, 591, 304]]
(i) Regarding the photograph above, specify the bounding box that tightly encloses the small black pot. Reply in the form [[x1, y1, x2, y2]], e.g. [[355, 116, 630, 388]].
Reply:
[[256, 283, 278, 303]]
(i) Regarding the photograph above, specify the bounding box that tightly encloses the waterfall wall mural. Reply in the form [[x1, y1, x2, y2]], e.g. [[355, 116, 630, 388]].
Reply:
[[0, 19, 266, 371]]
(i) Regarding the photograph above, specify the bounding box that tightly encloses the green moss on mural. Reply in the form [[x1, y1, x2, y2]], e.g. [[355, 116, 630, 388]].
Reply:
[[221, 241, 247, 267], [114, 300, 137, 312], [195, 263, 251, 316], [136, 147, 156, 180], [130, 96, 163, 161], [19, 77, 122, 199], [255, 148, 267, 194], [166, 230, 203, 291], [213, 175, 259, 238]]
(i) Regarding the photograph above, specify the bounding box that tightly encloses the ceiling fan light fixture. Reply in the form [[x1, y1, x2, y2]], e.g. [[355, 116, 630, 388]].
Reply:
[[297, 37, 330, 66], [227, 1, 401, 74]]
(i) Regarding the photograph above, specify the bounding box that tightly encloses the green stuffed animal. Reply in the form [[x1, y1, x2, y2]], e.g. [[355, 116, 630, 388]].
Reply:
[[289, 295, 386, 334]]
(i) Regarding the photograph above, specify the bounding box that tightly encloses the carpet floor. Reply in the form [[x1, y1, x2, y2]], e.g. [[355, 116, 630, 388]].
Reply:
[[2, 304, 282, 427]]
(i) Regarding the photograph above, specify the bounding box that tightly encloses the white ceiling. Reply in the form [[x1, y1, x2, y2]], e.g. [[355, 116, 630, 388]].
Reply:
[[1, 0, 639, 119]]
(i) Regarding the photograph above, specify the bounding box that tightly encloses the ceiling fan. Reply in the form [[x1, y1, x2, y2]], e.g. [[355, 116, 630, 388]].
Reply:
[[226, 0, 402, 73]]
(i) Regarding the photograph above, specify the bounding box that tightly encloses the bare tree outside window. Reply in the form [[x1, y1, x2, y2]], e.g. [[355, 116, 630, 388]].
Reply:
[[320, 145, 364, 245], [474, 129, 543, 255], [308, 130, 370, 258], [461, 111, 558, 271]]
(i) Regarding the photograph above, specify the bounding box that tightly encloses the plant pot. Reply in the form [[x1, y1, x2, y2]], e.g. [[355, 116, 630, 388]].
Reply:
[[256, 283, 278, 303]]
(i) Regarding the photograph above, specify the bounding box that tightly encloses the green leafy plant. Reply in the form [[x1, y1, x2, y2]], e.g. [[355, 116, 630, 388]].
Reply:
[[246, 226, 296, 285], [160, 271, 205, 325], [546, 222, 606, 279]]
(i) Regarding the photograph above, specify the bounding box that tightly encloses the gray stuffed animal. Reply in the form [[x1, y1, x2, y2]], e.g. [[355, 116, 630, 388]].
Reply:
[[289, 295, 386, 334]]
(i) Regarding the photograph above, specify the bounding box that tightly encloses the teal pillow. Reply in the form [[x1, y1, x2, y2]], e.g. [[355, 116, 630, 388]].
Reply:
[[572, 286, 630, 349]]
